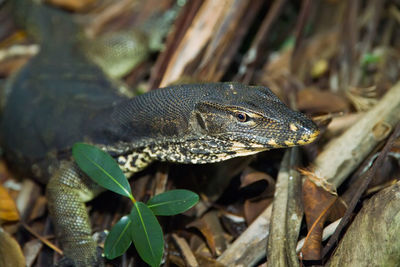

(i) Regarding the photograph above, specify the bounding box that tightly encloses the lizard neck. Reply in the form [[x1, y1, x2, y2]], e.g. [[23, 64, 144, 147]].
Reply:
[[93, 86, 202, 148]]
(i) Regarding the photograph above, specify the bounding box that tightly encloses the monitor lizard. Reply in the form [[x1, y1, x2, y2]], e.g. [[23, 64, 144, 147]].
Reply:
[[0, 1, 320, 266]]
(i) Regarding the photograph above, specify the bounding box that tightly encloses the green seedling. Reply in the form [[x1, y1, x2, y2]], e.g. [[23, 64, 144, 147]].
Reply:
[[72, 143, 199, 267]]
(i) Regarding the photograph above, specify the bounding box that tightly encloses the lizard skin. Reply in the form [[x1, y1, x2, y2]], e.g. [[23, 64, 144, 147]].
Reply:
[[0, 1, 320, 266]]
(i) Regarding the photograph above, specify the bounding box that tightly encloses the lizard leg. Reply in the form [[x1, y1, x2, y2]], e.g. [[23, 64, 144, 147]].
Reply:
[[46, 160, 105, 267]]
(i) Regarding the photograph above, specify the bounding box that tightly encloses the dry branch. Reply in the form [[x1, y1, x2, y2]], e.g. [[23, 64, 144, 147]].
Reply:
[[267, 147, 302, 267], [313, 81, 400, 189], [159, 0, 234, 87], [217, 205, 272, 266]]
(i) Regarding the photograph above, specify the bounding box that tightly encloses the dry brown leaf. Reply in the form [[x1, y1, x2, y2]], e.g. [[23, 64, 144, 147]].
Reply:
[[189, 234, 212, 257], [297, 87, 350, 114], [171, 233, 199, 267], [0, 160, 13, 184], [195, 253, 226, 267], [187, 216, 217, 256], [237, 168, 275, 224], [187, 211, 227, 257], [240, 168, 275, 189], [259, 49, 292, 102], [244, 198, 272, 225], [28, 196, 47, 221], [15, 180, 41, 222], [0, 228, 25, 267], [292, 30, 339, 81], [0, 184, 19, 222], [219, 212, 246, 238], [346, 85, 379, 111], [301, 177, 337, 261], [261, 30, 339, 92], [23, 239, 43, 267], [326, 197, 347, 223], [239, 167, 275, 199], [369, 153, 400, 189], [0, 57, 30, 77], [46, 0, 96, 11]]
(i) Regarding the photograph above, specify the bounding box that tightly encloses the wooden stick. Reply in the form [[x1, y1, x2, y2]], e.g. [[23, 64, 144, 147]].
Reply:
[[314, 81, 400, 189]]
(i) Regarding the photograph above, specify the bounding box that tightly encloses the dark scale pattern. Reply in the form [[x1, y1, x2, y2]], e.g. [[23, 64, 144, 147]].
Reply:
[[94, 83, 320, 168], [94, 83, 320, 152], [117, 150, 153, 176], [46, 161, 105, 266]]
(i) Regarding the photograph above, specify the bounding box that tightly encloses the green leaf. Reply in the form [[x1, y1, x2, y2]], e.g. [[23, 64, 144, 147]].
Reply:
[[361, 53, 381, 66], [280, 35, 295, 51], [130, 202, 164, 267], [104, 216, 132, 259], [147, 189, 199, 216], [72, 143, 133, 199]]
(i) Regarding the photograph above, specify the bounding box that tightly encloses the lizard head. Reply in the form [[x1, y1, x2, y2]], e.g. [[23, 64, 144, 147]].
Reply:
[[188, 83, 320, 159], [113, 82, 320, 164]]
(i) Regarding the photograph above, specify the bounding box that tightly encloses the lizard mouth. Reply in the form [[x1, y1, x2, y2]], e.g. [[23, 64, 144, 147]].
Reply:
[[227, 128, 320, 152], [294, 129, 320, 145], [262, 128, 320, 148]]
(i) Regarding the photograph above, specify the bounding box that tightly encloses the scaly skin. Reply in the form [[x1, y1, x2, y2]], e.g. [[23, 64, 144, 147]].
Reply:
[[0, 1, 320, 266]]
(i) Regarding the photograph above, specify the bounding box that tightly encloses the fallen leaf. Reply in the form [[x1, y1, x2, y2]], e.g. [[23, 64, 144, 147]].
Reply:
[[297, 87, 350, 114], [0, 57, 30, 77], [220, 211, 246, 238], [0, 228, 25, 267], [239, 167, 275, 199], [28, 196, 47, 221], [0, 184, 19, 222], [244, 198, 273, 225], [187, 210, 228, 256], [301, 176, 337, 261], [46, 0, 96, 11], [171, 233, 199, 267], [23, 239, 43, 267], [195, 252, 226, 267]]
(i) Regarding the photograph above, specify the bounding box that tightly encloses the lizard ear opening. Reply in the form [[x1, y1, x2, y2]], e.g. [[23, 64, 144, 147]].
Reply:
[[192, 101, 222, 130], [190, 103, 210, 133], [195, 112, 207, 131]]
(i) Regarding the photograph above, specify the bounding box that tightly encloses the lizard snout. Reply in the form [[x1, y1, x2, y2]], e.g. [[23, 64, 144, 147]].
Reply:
[[291, 120, 320, 145]]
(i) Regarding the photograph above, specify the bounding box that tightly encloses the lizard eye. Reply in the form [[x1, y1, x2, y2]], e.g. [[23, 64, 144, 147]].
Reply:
[[235, 112, 248, 122]]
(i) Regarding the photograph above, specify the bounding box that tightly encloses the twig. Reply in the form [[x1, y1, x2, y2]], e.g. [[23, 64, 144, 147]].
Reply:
[[22, 222, 63, 255], [313, 81, 400, 189], [266, 150, 292, 266], [285, 147, 303, 267], [267, 147, 302, 267], [290, 0, 312, 77], [296, 218, 342, 253], [238, 0, 286, 84], [171, 233, 199, 267], [149, 0, 203, 90]]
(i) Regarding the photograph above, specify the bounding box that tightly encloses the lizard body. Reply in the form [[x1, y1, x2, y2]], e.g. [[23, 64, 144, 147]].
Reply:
[[0, 1, 319, 266]]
